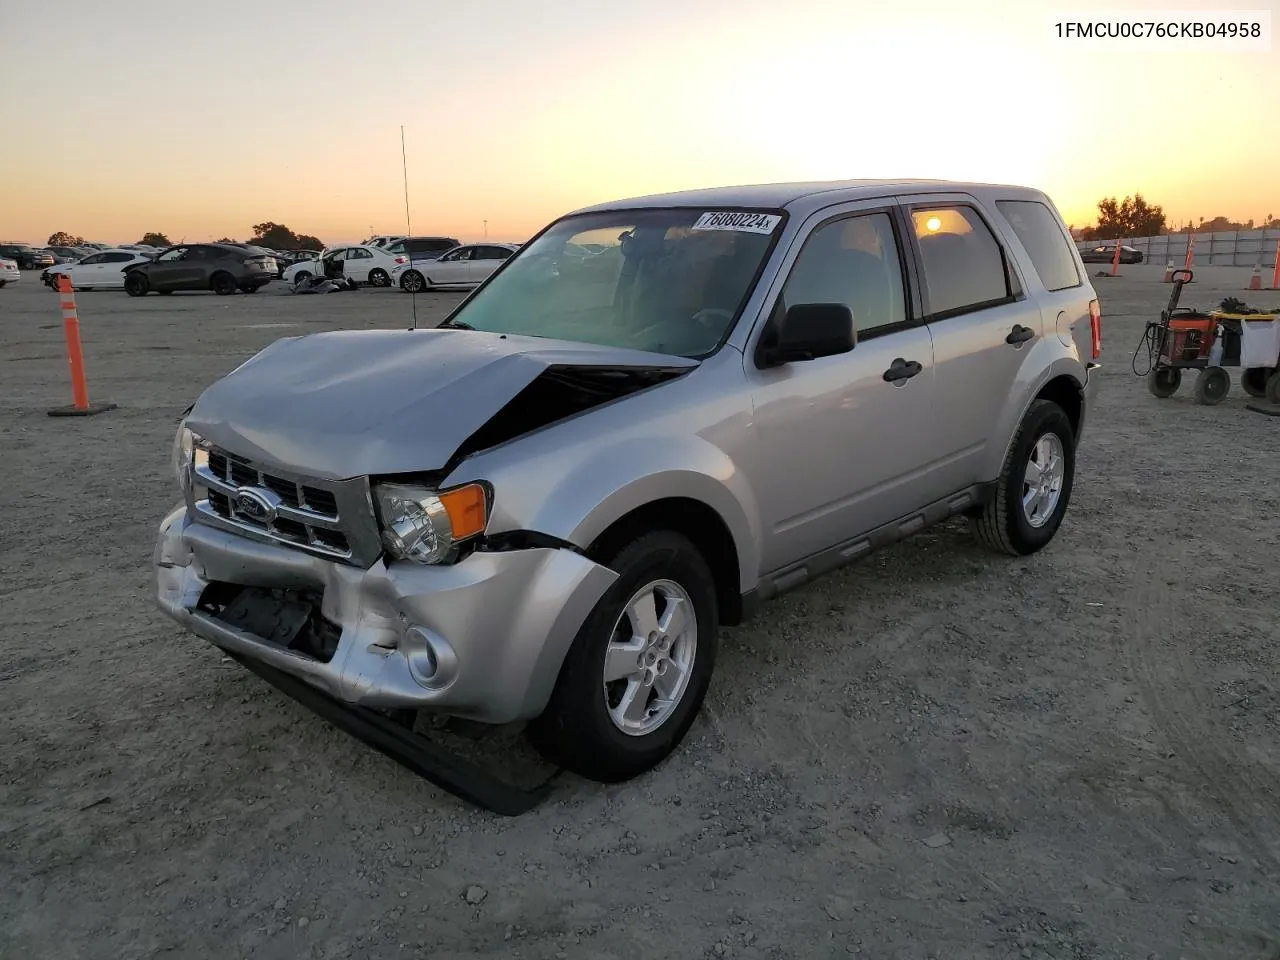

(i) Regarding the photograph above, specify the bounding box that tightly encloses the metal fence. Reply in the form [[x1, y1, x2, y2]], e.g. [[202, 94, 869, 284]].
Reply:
[[1076, 229, 1280, 267]]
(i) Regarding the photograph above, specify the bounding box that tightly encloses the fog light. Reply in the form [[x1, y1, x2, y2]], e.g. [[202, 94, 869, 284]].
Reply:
[[403, 625, 459, 690]]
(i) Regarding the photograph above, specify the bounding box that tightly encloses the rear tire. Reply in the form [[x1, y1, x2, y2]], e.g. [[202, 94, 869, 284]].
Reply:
[[1193, 366, 1230, 405], [1147, 367, 1181, 398], [400, 270, 425, 293], [1242, 367, 1273, 399], [368, 268, 390, 287], [211, 273, 237, 296], [124, 273, 148, 297], [1266, 371, 1280, 406], [970, 399, 1075, 557], [527, 531, 718, 783]]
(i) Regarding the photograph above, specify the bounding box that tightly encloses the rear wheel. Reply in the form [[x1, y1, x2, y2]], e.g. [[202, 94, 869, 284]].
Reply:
[[400, 270, 425, 293], [1242, 367, 1273, 399], [1193, 366, 1230, 405], [527, 531, 718, 783], [368, 268, 390, 287], [1266, 371, 1280, 406], [211, 272, 237, 296], [970, 399, 1075, 556], [124, 273, 149, 297], [1147, 367, 1181, 398]]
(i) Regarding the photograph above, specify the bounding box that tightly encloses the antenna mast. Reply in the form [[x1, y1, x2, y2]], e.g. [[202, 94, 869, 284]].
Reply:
[[401, 124, 418, 330]]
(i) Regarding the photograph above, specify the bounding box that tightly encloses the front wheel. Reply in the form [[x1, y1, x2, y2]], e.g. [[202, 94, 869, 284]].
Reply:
[[970, 399, 1075, 556], [400, 270, 425, 293], [292, 271, 311, 284], [368, 268, 390, 287], [1147, 367, 1181, 398], [527, 531, 718, 783], [124, 273, 148, 297]]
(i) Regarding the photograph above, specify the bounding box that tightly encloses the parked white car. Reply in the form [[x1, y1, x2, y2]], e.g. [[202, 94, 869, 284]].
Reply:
[[42, 248, 154, 290], [282, 245, 406, 287], [390, 242, 519, 291], [0, 257, 19, 287]]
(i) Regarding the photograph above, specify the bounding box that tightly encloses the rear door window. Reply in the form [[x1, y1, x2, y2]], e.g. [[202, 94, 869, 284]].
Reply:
[[996, 200, 1081, 292], [909, 205, 1014, 318]]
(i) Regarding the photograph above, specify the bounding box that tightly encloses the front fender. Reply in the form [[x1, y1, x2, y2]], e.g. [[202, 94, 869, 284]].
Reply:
[[459, 433, 762, 595]]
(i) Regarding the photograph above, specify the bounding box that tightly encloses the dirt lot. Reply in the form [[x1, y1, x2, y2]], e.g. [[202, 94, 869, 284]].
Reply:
[[2, 267, 1278, 960]]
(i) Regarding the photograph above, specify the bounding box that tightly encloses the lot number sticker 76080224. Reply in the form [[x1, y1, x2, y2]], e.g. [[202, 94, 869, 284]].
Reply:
[[691, 212, 782, 234]]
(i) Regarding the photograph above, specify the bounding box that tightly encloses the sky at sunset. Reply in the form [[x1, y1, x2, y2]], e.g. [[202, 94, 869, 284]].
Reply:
[[2, 0, 1277, 247]]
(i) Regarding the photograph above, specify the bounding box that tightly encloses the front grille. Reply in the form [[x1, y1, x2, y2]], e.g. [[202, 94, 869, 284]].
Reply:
[[206, 450, 337, 517], [190, 444, 379, 565]]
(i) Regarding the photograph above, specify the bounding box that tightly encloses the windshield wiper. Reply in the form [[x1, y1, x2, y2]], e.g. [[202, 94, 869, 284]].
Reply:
[[437, 319, 473, 330]]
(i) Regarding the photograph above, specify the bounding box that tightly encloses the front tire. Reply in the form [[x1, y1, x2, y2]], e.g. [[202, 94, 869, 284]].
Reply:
[[970, 399, 1075, 556], [1147, 367, 1181, 398], [293, 271, 311, 284], [124, 273, 148, 297], [527, 531, 718, 783]]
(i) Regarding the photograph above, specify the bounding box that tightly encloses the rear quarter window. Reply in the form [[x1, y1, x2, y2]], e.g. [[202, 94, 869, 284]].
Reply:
[[995, 199, 1081, 292]]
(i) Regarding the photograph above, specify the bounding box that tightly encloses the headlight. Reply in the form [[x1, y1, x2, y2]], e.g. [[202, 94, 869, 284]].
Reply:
[[171, 423, 208, 490], [172, 423, 194, 487], [374, 482, 489, 564]]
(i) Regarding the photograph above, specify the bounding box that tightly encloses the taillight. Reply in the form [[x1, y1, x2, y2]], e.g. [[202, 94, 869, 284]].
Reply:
[[1089, 299, 1101, 359], [394, 256, 407, 264]]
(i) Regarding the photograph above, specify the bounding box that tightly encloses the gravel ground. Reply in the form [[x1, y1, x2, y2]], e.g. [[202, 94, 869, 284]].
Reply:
[[2, 267, 1278, 960]]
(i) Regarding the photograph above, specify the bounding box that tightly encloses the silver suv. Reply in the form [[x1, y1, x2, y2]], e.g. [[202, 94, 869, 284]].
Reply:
[[156, 179, 1100, 789]]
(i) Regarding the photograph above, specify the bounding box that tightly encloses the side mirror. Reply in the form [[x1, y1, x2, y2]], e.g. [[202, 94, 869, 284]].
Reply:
[[757, 303, 855, 367]]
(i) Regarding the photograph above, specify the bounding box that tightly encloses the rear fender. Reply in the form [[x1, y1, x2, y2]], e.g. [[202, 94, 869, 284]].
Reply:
[[982, 351, 1086, 480]]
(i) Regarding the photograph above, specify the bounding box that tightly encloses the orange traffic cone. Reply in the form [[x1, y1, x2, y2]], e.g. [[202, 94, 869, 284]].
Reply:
[[1248, 264, 1262, 290], [1162, 260, 1175, 282]]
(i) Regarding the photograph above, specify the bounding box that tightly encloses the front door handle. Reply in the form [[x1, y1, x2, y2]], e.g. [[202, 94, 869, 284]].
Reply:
[[883, 358, 923, 382], [1006, 324, 1035, 345]]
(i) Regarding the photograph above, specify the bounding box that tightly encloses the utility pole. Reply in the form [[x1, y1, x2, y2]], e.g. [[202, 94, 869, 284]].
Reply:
[[483, 220, 488, 239]]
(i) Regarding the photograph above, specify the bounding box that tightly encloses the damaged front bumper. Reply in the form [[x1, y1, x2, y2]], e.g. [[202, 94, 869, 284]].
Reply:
[[154, 505, 618, 724]]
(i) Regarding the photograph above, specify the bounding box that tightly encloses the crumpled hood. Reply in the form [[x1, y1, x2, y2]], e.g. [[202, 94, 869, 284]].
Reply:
[[185, 328, 697, 480]]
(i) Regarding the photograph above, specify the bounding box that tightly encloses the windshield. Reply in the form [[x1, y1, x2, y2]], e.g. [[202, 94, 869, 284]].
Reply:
[[441, 208, 783, 357]]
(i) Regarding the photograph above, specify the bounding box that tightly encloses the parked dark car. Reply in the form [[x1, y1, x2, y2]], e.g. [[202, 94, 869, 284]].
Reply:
[[46, 245, 89, 264], [123, 243, 277, 296], [1080, 243, 1143, 264], [382, 235, 461, 262], [0, 242, 55, 270]]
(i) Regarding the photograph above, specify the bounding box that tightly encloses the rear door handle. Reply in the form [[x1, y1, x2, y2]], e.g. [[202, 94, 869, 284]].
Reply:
[[883, 358, 923, 382], [1006, 324, 1035, 345]]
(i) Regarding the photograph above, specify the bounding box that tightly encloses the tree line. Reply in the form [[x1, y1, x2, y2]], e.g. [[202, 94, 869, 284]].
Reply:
[[1073, 194, 1280, 241], [45, 222, 323, 251]]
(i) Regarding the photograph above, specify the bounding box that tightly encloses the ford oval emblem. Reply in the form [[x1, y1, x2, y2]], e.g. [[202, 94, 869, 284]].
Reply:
[[234, 487, 279, 523]]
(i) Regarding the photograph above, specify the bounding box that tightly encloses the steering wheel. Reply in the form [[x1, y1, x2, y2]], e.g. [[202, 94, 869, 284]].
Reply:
[[691, 307, 734, 328], [625, 307, 734, 354]]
